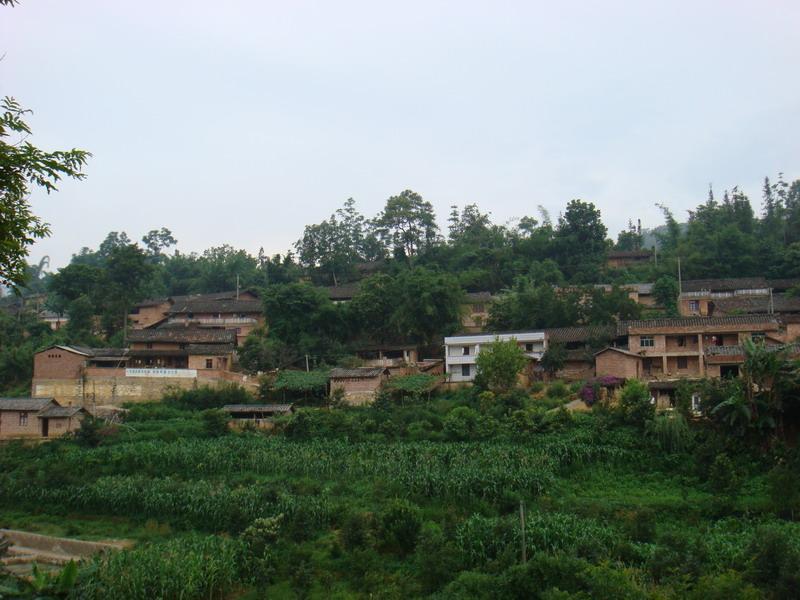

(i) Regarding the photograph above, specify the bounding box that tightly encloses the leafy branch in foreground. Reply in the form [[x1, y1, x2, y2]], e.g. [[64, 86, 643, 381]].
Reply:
[[1, 96, 90, 287]]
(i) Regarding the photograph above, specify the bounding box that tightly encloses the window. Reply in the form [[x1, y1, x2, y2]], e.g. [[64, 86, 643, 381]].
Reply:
[[19, 412, 28, 426], [640, 336, 654, 348], [677, 336, 685, 347], [691, 393, 702, 413], [677, 356, 688, 369], [146, 342, 153, 349], [461, 364, 471, 377], [462, 346, 470, 356], [472, 303, 485, 313], [525, 343, 534, 352], [751, 332, 765, 344], [205, 358, 213, 369], [688, 300, 700, 312]]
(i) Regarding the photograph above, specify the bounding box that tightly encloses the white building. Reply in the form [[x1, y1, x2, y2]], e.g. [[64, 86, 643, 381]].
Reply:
[[443, 331, 547, 383]]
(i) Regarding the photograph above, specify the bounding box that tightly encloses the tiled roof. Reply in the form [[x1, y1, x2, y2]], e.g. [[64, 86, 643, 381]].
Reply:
[[545, 325, 618, 343], [323, 284, 360, 300], [38, 406, 86, 418], [713, 295, 800, 315], [127, 328, 236, 344], [0, 398, 55, 411], [330, 367, 387, 379], [169, 299, 262, 314], [622, 315, 779, 330], [464, 291, 494, 303], [222, 404, 293, 414], [186, 344, 235, 355], [608, 250, 652, 258], [682, 278, 768, 293], [706, 343, 800, 357]]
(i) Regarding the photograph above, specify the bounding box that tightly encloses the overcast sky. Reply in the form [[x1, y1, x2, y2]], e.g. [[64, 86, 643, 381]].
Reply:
[[2, 1, 799, 269]]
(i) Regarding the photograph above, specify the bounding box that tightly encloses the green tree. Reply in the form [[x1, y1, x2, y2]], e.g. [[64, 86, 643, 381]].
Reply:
[[475, 337, 527, 392], [373, 190, 438, 259], [389, 267, 463, 346], [653, 275, 679, 316], [540, 342, 567, 378], [553, 199, 608, 281], [0, 97, 90, 287]]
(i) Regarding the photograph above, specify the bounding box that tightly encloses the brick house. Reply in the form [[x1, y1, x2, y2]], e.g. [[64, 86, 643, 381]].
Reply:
[[461, 292, 495, 332], [126, 328, 236, 370], [329, 367, 390, 405], [606, 249, 653, 269], [444, 332, 546, 384], [31, 334, 252, 407], [0, 397, 87, 440], [678, 277, 800, 318], [129, 290, 262, 344]]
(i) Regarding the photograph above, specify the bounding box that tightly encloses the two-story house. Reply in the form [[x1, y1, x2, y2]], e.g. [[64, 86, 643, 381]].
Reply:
[[443, 331, 546, 383]]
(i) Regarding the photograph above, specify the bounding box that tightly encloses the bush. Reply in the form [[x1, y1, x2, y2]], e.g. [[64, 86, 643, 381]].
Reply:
[[708, 453, 741, 499], [767, 462, 800, 519], [164, 384, 253, 411], [546, 381, 569, 399], [74, 417, 103, 447], [379, 500, 422, 555], [414, 522, 461, 593], [201, 409, 229, 437], [341, 512, 374, 551], [688, 571, 762, 600], [443, 407, 485, 441], [745, 526, 800, 597], [619, 380, 654, 427], [646, 413, 693, 453]]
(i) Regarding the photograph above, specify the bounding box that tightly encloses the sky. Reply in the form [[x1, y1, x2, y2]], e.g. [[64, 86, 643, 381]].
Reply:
[[2, 0, 799, 269]]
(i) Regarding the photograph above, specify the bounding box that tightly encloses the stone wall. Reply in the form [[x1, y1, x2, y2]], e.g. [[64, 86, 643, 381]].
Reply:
[[32, 369, 257, 407]]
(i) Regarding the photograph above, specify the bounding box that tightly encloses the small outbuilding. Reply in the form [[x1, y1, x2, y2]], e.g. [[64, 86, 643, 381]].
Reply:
[[221, 404, 294, 430], [0, 397, 87, 440], [329, 367, 391, 405]]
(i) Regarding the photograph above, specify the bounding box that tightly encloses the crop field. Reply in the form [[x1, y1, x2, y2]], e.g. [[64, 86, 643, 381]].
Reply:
[[0, 390, 798, 599]]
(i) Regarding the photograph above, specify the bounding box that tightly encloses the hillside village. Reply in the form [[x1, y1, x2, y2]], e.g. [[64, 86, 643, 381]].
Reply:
[[4, 0, 800, 596]]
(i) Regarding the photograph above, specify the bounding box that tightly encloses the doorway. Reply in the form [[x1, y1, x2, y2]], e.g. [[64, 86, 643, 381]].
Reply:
[[41, 418, 49, 438]]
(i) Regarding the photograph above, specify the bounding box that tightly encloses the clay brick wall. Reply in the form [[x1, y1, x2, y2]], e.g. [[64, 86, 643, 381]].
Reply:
[[595, 352, 640, 379], [0, 410, 44, 439], [129, 302, 171, 329], [33, 350, 85, 380]]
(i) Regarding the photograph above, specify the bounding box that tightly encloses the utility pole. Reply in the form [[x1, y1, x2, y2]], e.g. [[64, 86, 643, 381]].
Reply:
[[677, 257, 682, 295], [519, 500, 527, 564], [305, 354, 310, 372], [236, 274, 240, 300], [769, 288, 774, 314]]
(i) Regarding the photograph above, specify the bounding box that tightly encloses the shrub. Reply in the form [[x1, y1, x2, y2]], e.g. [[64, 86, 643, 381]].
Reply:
[[164, 383, 253, 411], [529, 381, 545, 394], [443, 407, 484, 441], [708, 453, 741, 499], [414, 522, 461, 593], [767, 462, 800, 519], [646, 413, 693, 453], [379, 499, 422, 555], [688, 571, 762, 600], [341, 512, 374, 551], [201, 409, 229, 437], [74, 417, 103, 447], [619, 379, 654, 427], [745, 526, 800, 596], [546, 381, 569, 399]]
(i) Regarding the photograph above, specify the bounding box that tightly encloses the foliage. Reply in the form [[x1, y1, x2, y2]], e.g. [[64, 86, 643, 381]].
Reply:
[[76, 535, 243, 600], [540, 343, 567, 377], [646, 412, 693, 453], [475, 338, 527, 392], [0, 96, 90, 287], [201, 409, 229, 437], [619, 379, 654, 427], [385, 374, 440, 400], [164, 384, 253, 411], [379, 499, 422, 555]]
